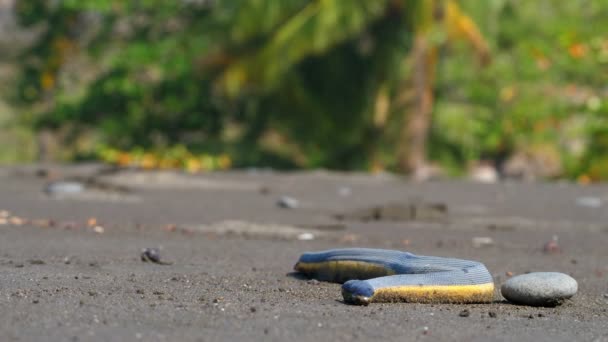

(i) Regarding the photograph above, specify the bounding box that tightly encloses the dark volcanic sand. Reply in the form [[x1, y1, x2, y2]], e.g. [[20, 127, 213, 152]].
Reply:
[[0, 166, 607, 341]]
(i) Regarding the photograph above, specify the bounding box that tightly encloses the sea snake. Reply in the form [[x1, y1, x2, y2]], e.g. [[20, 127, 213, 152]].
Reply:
[[294, 248, 494, 305]]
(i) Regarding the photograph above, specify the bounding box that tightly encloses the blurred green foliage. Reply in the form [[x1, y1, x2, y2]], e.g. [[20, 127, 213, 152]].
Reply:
[[6, 0, 608, 179]]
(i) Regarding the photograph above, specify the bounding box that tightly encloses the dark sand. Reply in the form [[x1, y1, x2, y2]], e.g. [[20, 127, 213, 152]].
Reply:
[[0, 165, 607, 341]]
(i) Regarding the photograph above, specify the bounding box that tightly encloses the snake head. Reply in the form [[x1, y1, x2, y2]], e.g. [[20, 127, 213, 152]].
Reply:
[[342, 280, 374, 306]]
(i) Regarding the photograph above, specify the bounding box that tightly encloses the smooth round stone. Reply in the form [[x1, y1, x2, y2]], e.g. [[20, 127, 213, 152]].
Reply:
[[501, 272, 577, 306]]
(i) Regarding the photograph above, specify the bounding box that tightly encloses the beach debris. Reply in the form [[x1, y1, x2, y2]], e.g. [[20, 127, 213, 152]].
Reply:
[[44, 181, 85, 195], [469, 161, 498, 183], [297, 232, 315, 241], [140, 248, 172, 265], [335, 201, 447, 222], [277, 196, 299, 209], [163, 224, 178, 232], [9, 216, 25, 226], [575, 196, 602, 208], [190, 220, 326, 240], [87, 217, 98, 227], [501, 272, 578, 306], [472, 236, 494, 248], [31, 219, 52, 228], [543, 235, 561, 254]]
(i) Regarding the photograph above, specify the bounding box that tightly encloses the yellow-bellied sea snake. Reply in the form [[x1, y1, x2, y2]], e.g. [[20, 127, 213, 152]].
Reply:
[[294, 248, 494, 305]]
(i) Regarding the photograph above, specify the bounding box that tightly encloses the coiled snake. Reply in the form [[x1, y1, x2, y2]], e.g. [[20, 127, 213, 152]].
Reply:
[[295, 248, 494, 305]]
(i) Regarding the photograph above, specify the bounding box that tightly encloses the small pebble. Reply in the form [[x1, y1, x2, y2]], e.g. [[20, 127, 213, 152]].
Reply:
[[277, 196, 299, 209], [501, 272, 578, 306], [459, 309, 470, 317], [488, 311, 497, 318], [472, 236, 494, 248], [297, 232, 315, 241], [140, 248, 171, 265], [44, 181, 85, 195]]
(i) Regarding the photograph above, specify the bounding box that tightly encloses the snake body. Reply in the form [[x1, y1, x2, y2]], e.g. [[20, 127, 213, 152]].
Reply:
[[295, 248, 494, 305]]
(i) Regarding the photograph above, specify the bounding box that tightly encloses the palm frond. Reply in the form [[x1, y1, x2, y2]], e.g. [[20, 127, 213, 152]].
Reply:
[[219, 0, 390, 95]]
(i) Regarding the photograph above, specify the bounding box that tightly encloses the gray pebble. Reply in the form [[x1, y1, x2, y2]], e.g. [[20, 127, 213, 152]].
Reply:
[[501, 272, 577, 306], [277, 196, 299, 209], [45, 181, 84, 195]]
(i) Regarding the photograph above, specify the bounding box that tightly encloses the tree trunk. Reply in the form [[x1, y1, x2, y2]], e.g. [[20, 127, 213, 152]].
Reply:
[[398, 33, 436, 173]]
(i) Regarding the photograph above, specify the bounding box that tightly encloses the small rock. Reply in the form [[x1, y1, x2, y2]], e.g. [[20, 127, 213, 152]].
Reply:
[[297, 232, 315, 241], [575, 196, 602, 208], [140, 248, 172, 265], [277, 196, 299, 209], [488, 311, 497, 318], [472, 236, 494, 248], [501, 272, 578, 306], [459, 309, 470, 317], [44, 181, 85, 195]]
